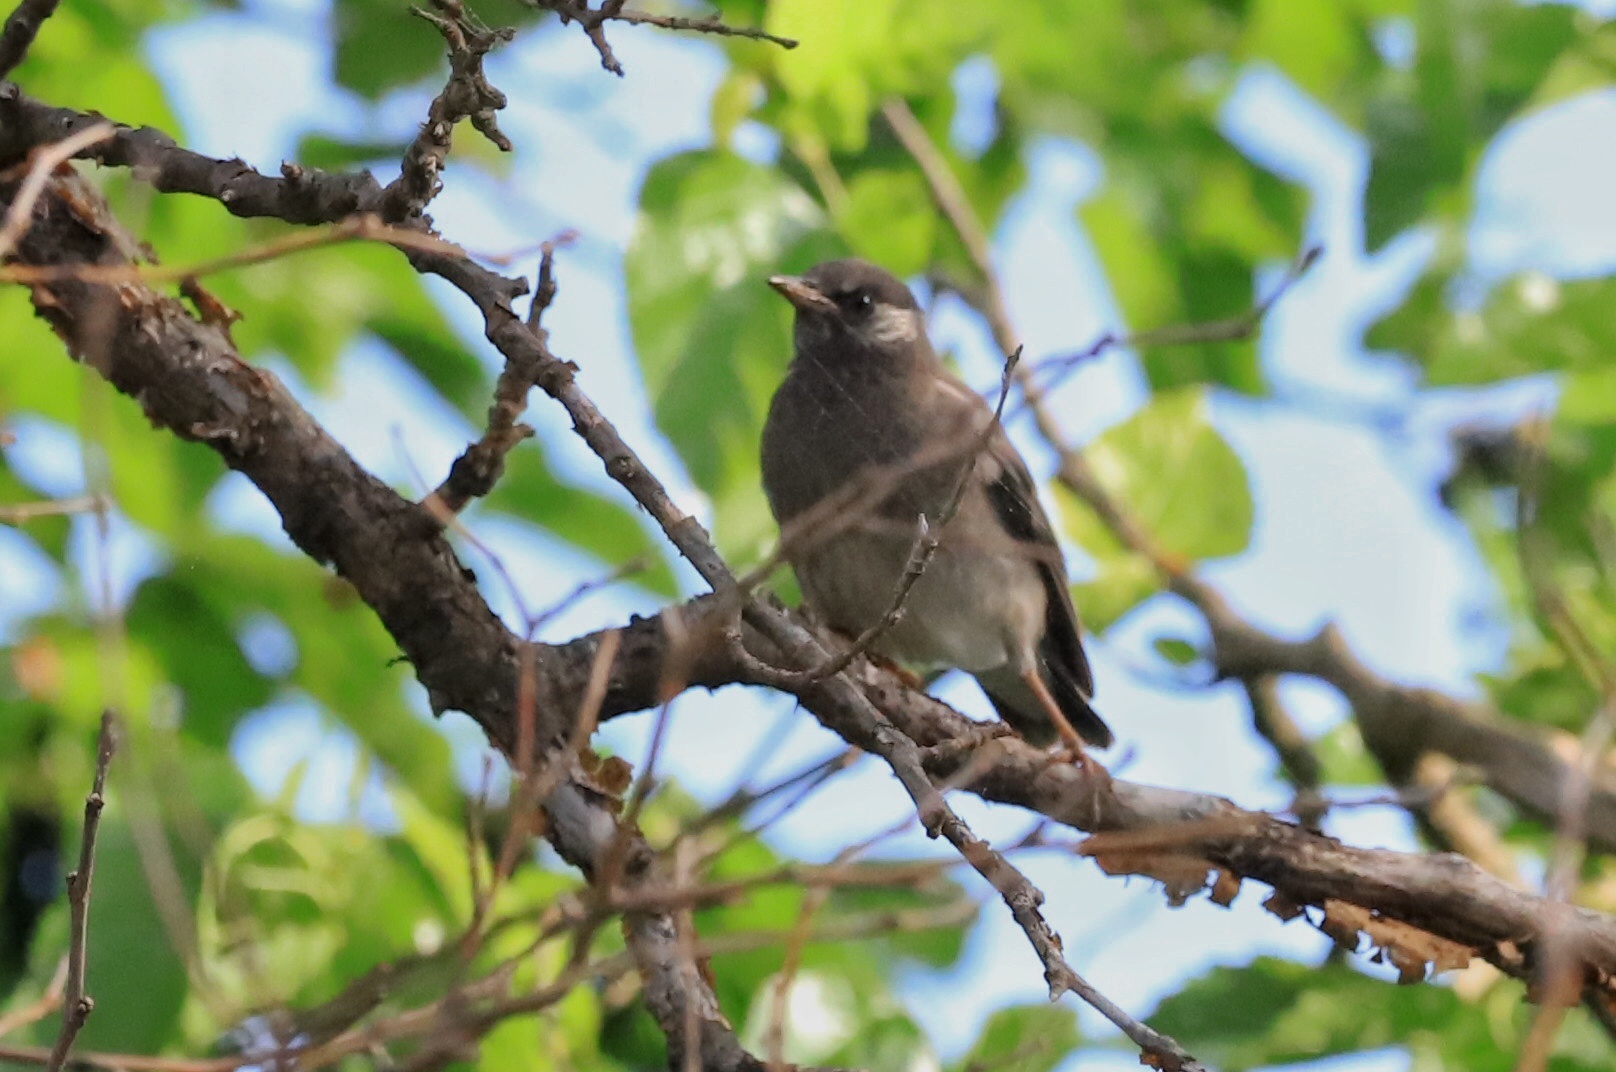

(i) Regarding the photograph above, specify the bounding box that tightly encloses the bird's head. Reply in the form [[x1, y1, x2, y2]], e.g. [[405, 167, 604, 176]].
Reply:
[[768, 259, 926, 366]]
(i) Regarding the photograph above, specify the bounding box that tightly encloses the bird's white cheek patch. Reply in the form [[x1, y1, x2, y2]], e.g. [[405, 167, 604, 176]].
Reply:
[[865, 306, 920, 346]]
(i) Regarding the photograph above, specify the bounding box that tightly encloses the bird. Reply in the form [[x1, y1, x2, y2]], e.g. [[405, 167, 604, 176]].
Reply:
[[759, 258, 1112, 752]]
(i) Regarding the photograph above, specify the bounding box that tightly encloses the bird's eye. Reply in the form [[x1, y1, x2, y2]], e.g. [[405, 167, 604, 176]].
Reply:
[[840, 291, 874, 315]]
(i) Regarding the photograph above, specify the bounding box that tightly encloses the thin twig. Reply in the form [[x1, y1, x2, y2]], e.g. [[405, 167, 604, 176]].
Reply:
[[45, 710, 117, 1072], [0, 213, 470, 285], [681, 747, 860, 852], [0, 122, 113, 259], [0, 957, 67, 1039], [604, 7, 795, 48], [1241, 676, 1323, 827], [526, 0, 795, 76], [381, 0, 513, 222], [426, 234, 580, 518], [0, 493, 111, 524], [529, 557, 647, 635], [493, 630, 623, 897], [1024, 245, 1322, 396]]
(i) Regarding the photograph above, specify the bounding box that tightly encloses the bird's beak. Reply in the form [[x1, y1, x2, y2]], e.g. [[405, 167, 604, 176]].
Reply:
[[768, 274, 835, 314]]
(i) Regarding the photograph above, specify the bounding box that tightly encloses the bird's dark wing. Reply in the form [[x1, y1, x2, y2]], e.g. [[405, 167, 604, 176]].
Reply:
[[979, 435, 1096, 698], [921, 375, 1112, 747], [928, 376, 1096, 697]]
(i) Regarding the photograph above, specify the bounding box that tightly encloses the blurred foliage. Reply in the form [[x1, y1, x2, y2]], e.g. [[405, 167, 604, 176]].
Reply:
[[2, 0, 1616, 1069]]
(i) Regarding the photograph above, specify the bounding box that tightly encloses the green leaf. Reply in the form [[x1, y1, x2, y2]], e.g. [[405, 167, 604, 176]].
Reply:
[[823, 1012, 930, 1072], [296, 133, 411, 172], [990, 0, 1240, 139], [0, 292, 81, 426], [952, 1003, 1081, 1072], [0, 459, 72, 563], [764, 0, 893, 148], [332, 0, 445, 98], [1312, 721, 1382, 787], [367, 308, 488, 420], [1529, 23, 1616, 111], [1081, 182, 1179, 331], [823, 877, 973, 969], [479, 1014, 560, 1072], [1152, 636, 1201, 666], [231, 242, 480, 408], [1058, 389, 1251, 630], [1069, 552, 1158, 634], [1151, 957, 1463, 1071], [697, 833, 806, 1028], [1363, 91, 1440, 252], [1377, 275, 1616, 387], [1078, 123, 1300, 393], [1363, 264, 1452, 359], [626, 150, 840, 562], [1363, 0, 1578, 250], [13, 4, 179, 131], [1238, 0, 1364, 104], [181, 536, 463, 817], [760, 0, 987, 150], [1065, 388, 1253, 563], [1153, 955, 1616, 1071], [126, 574, 276, 749], [838, 168, 937, 279]]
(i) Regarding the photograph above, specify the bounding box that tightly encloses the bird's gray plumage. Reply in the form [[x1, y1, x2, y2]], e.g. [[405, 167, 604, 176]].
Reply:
[[760, 258, 1112, 748]]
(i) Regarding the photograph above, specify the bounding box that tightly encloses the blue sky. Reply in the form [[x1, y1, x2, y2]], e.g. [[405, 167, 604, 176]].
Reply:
[[6, 0, 1616, 1068]]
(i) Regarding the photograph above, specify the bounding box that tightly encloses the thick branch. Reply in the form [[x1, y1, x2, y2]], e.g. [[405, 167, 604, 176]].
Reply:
[[7, 169, 790, 1071]]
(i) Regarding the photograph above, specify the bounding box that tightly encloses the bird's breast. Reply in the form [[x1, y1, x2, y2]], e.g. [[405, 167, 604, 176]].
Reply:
[[760, 367, 932, 522], [794, 526, 1045, 672]]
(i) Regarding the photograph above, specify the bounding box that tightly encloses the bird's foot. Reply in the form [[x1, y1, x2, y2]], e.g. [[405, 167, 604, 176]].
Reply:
[[1047, 742, 1096, 773]]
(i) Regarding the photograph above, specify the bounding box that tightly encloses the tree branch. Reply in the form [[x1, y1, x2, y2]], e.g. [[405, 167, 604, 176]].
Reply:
[[527, 0, 796, 76], [0, 0, 58, 80], [383, 0, 513, 222]]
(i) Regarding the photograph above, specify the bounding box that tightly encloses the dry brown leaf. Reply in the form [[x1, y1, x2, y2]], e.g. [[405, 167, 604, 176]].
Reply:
[[1318, 900, 1363, 952], [576, 747, 634, 800], [596, 755, 634, 796], [1262, 891, 1303, 922], [1322, 900, 1474, 984], [1092, 852, 1211, 907], [180, 276, 243, 338], [1208, 868, 1241, 907]]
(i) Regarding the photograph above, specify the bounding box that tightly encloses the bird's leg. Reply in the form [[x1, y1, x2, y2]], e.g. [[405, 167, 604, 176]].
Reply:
[[1020, 668, 1091, 767]]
